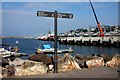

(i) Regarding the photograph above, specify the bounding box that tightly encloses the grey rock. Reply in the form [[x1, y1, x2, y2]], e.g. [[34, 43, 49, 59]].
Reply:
[[15, 60, 48, 76], [5, 65, 15, 76], [9, 58, 25, 66], [0, 56, 9, 67], [1, 67, 8, 77], [106, 54, 120, 67], [75, 59, 86, 68], [28, 53, 53, 66], [75, 54, 98, 61], [101, 54, 113, 63], [86, 57, 104, 68], [47, 64, 54, 73], [58, 53, 81, 72]]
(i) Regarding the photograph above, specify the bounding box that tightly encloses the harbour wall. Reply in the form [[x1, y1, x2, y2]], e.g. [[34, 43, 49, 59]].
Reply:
[[59, 36, 120, 47]]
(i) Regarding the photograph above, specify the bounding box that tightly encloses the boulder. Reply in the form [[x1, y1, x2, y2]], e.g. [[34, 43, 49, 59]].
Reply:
[[74, 54, 83, 60], [75, 59, 87, 68], [86, 57, 104, 68], [0, 56, 9, 67], [47, 65, 54, 73], [48, 65, 53, 70], [91, 54, 102, 57], [28, 53, 53, 66], [5, 65, 15, 76], [101, 54, 112, 63], [9, 58, 25, 66], [1, 67, 8, 77], [106, 54, 120, 67], [58, 53, 81, 72], [15, 60, 48, 76], [74, 54, 99, 68], [0, 65, 15, 77], [75, 54, 98, 61]]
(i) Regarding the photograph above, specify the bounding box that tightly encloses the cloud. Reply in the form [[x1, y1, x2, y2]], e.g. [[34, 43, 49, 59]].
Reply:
[[22, 2, 68, 11], [2, 3, 71, 16], [1, 0, 120, 2], [2, 9, 33, 15]]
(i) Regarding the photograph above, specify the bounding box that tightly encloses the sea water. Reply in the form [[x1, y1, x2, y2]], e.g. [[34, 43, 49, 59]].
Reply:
[[2, 38, 120, 59]]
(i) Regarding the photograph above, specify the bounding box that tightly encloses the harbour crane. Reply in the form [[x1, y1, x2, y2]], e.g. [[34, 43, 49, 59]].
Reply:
[[89, 0, 104, 37]]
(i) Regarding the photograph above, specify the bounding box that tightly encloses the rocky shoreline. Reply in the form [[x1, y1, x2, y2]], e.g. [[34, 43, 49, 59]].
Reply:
[[0, 53, 120, 78]]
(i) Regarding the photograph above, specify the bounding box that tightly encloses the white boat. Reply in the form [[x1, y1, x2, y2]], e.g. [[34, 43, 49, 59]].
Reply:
[[38, 31, 55, 41], [0, 48, 12, 58], [35, 44, 73, 54], [38, 34, 48, 40], [0, 48, 27, 58]]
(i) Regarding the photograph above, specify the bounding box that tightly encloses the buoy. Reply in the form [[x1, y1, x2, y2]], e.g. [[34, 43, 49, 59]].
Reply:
[[16, 41, 19, 44], [69, 47, 71, 50]]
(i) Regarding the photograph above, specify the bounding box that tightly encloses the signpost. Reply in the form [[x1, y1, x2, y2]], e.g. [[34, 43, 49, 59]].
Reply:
[[37, 11, 73, 73], [37, 11, 73, 19]]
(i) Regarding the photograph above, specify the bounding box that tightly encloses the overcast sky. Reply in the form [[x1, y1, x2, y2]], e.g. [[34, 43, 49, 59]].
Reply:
[[2, 2, 118, 36]]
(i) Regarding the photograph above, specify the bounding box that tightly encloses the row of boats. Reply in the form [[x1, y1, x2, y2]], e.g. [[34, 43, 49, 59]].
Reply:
[[0, 43, 74, 58], [0, 44, 27, 58], [37, 32, 55, 41], [38, 34, 54, 41]]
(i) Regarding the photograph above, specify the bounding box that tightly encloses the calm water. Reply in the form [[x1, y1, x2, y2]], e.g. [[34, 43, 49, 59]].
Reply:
[[2, 38, 120, 59]]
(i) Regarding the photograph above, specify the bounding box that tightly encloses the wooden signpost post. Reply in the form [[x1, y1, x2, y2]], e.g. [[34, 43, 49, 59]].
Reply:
[[37, 11, 73, 73]]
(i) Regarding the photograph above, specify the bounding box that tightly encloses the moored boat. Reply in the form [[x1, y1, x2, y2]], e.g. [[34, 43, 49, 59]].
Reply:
[[0, 48, 28, 58], [35, 44, 73, 54], [0, 44, 28, 58], [37, 31, 55, 41]]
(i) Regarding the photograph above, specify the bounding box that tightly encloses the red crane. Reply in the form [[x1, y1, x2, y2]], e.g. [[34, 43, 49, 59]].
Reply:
[[89, 0, 104, 37]]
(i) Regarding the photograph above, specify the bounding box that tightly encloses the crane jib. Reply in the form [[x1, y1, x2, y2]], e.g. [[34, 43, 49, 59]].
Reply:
[[89, 0, 104, 37]]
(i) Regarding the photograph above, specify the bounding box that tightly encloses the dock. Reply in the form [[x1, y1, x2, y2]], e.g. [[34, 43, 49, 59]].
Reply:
[[1, 52, 28, 58], [59, 36, 120, 47], [36, 48, 74, 54]]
